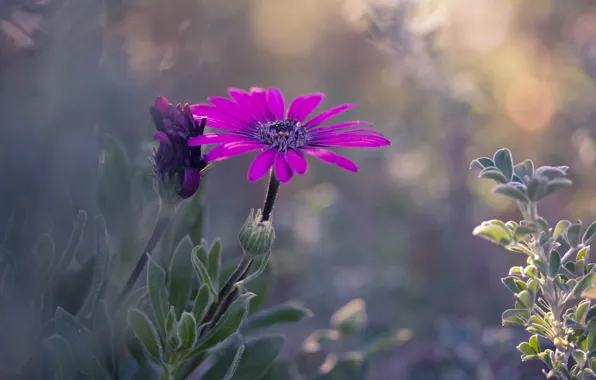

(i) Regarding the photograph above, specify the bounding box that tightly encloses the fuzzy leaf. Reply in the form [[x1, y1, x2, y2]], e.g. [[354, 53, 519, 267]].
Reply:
[[191, 246, 218, 300], [208, 239, 222, 288], [568, 222, 583, 247], [40, 335, 77, 380], [573, 273, 596, 299], [553, 220, 571, 241], [178, 312, 198, 350], [470, 157, 494, 170], [493, 148, 513, 181], [127, 308, 163, 363], [549, 251, 561, 278], [493, 184, 529, 202], [240, 303, 313, 334], [478, 167, 508, 183], [54, 307, 111, 379], [148, 257, 169, 338], [168, 235, 194, 316], [193, 284, 214, 324], [583, 221, 596, 245], [473, 220, 514, 246]]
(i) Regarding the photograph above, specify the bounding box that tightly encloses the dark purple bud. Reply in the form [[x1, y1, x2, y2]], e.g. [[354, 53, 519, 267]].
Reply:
[[151, 96, 208, 200]]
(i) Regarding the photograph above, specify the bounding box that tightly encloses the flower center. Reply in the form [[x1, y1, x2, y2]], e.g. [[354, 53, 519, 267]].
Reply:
[[257, 119, 307, 150]]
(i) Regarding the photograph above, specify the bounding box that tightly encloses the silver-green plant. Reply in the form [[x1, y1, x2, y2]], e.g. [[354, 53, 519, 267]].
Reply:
[[472, 148, 596, 379]]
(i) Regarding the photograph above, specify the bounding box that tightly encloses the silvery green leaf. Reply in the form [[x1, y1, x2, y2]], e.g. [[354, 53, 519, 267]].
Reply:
[[240, 302, 313, 334], [553, 220, 571, 241], [583, 221, 596, 245], [330, 299, 367, 339], [535, 166, 568, 180], [54, 307, 111, 380], [514, 160, 534, 181], [202, 333, 285, 380], [191, 246, 218, 300], [572, 273, 596, 299], [568, 222, 583, 247], [177, 312, 197, 350], [470, 157, 494, 170], [544, 178, 572, 198], [473, 220, 514, 246], [492, 184, 529, 202], [188, 292, 256, 356], [168, 235, 194, 316], [493, 148, 513, 181], [208, 239, 222, 289], [39, 335, 77, 380], [127, 308, 164, 364], [148, 257, 169, 338], [527, 176, 547, 201], [193, 284, 214, 324], [478, 167, 508, 183], [78, 215, 110, 320], [549, 251, 561, 278]]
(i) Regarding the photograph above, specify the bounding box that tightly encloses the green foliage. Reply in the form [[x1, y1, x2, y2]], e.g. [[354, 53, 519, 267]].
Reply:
[[472, 148, 596, 379]]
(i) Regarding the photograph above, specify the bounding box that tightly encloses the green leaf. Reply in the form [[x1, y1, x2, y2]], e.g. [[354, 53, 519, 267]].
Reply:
[[535, 166, 568, 180], [208, 239, 222, 288], [568, 222, 583, 247], [493, 148, 513, 181], [312, 352, 369, 380], [478, 167, 508, 183], [78, 215, 110, 320], [189, 292, 256, 356], [127, 308, 164, 364], [493, 184, 529, 202], [54, 307, 111, 380], [529, 335, 540, 353], [583, 222, 596, 245], [517, 342, 537, 355], [168, 235, 194, 316], [203, 334, 285, 380], [553, 220, 571, 241], [56, 210, 87, 273], [165, 306, 177, 337], [240, 302, 313, 334], [193, 284, 214, 323], [330, 299, 367, 338], [191, 246, 218, 300], [549, 251, 561, 278], [148, 257, 169, 338], [577, 300, 590, 323], [366, 329, 412, 357], [516, 290, 533, 308], [98, 134, 133, 234], [40, 335, 77, 380], [502, 277, 521, 293], [578, 247, 590, 262], [472, 220, 514, 246], [587, 328, 596, 351], [178, 312, 198, 350], [572, 273, 596, 299], [470, 157, 494, 170], [545, 178, 573, 198], [201, 334, 245, 380], [527, 176, 547, 201], [514, 160, 534, 181], [572, 349, 587, 368]]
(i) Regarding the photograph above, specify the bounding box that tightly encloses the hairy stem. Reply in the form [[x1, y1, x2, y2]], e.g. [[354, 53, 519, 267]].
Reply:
[[118, 202, 180, 304], [261, 171, 280, 222]]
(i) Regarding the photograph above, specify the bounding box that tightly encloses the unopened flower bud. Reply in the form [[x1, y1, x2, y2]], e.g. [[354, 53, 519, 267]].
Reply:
[[238, 209, 275, 257]]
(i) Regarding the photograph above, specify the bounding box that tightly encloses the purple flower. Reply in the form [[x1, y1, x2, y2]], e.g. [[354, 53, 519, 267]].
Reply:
[[151, 96, 208, 199], [187, 87, 390, 183]]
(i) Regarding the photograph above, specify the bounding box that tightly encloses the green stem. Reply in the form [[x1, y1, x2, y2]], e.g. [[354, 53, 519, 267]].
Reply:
[[118, 202, 180, 305]]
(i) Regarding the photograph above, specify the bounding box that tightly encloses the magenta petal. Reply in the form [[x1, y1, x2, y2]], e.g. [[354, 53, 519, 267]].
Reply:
[[313, 140, 386, 148], [304, 103, 356, 128], [154, 131, 170, 144], [287, 96, 305, 120], [266, 88, 285, 120], [292, 93, 324, 122], [285, 149, 308, 175], [308, 122, 374, 134], [188, 133, 251, 146], [205, 142, 265, 162], [153, 96, 171, 114], [302, 147, 359, 172], [274, 151, 293, 183], [249, 88, 276, 122], [209, 96, 260, 124], [191, 105, 252, 132], [248, 148, 277, 182]]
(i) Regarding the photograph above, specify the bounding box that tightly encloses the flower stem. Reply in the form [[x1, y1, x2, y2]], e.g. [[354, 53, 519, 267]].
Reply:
[[118, 202, 179, 304], [261, 171, 280, 222]]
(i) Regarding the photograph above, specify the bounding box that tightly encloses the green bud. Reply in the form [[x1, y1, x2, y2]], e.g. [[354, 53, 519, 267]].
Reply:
[[238, 209, 275, 257]]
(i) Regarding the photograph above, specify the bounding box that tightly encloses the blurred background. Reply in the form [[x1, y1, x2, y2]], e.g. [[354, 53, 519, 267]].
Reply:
[[2, 0, 596, 378]]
